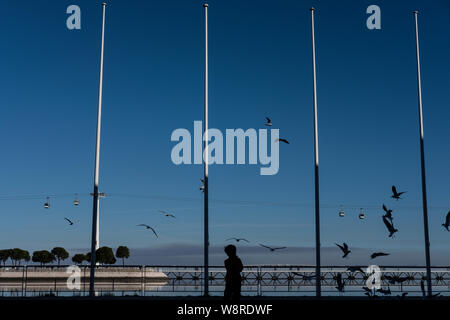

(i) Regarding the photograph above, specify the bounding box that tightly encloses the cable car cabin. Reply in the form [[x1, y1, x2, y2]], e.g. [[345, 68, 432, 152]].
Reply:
[[44, 197, 50, 209], [359, 208, 366, 220], [359, 209, 365, 219], [73, 193, 79, 206]]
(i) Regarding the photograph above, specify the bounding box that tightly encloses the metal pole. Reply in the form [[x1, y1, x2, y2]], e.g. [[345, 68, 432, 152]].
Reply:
[[310, 7, 321, 298], [203, 3, 209, 297], [413, 10, 432, 297], [89, 2, 107, 297]]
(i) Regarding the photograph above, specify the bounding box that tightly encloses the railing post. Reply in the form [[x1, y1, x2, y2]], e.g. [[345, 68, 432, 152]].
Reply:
[[141, 265, 145, 296], [288, 272, 291, 292], [25, 266, 28, 296], [83, 266, 86, 296], [257, 266, 262, 296], [21, 266, 25, 296]]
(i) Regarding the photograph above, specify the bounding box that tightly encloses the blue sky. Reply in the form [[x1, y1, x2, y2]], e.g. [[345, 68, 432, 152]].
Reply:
[[0, 0, 449, 265]]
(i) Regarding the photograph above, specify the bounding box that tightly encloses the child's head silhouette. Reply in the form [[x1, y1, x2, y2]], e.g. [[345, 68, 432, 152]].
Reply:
[[224, 244, 237, 257]]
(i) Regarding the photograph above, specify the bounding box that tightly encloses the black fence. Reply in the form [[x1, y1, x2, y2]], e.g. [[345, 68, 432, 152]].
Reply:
[[0, 265, 449, 297]]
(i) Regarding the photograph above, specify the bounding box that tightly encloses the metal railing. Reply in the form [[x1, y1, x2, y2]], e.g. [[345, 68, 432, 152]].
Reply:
[[1, 265, 449, 297]]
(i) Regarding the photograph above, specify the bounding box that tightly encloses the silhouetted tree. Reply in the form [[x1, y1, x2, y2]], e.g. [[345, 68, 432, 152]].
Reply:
[[115, 246, 130, 266], [10, 248, 21, 266], [72, 254, 87, 265], [32, 250, 55, 266], [10, 248, 29, 266], [96, 247, 116, 265], [85, 247, 116, 265], [0, 249, 11, 266], [51, 247, 69, 266], [21, 250, 30, 265]]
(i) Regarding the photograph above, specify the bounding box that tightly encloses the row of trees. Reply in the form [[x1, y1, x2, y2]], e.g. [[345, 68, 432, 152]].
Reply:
[[72, 246, 130, 266], [0, 246, 130, 267], [0, 248, 30, 266]]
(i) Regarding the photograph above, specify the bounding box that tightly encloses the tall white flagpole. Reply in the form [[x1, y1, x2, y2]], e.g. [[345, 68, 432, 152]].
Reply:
[[89, 2, 107, 297], [413, 10, 432, 297], [310, 7, 321, 298], [203, 3, 210, 297]]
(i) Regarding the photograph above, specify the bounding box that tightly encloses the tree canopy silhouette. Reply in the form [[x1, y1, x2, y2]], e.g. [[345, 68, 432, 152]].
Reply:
[[32, 250, 55, 266], [51, 247, 69, 266], [115, 246, 130, 266], [72, 253, 88, 265]]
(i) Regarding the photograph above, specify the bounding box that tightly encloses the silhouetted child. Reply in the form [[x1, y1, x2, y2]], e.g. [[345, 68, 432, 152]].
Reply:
[[224, 244, 243, 301]]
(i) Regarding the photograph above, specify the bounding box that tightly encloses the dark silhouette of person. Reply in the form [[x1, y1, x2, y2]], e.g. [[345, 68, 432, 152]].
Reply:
[[224, 244, 243, 301]]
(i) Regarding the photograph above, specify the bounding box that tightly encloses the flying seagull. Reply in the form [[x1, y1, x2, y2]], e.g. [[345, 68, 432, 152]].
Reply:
[[335, 242, 351, 258], [382, 204, 393, 222], [226, 238, 250, 243], [64, 217, 75, 226], [259, 244, 287, 252], [347, 266, 365, 273], [265, 117, 272, 127], [159, 210, 176, 218], [382, 216, 398, 238], [391, 185, 406, 200], [371, 252, 390, 259], [275, 138, 289, 144], [335, 273, 345, 292], [137, 224, 158, 238], [442, 211, 450, 231]]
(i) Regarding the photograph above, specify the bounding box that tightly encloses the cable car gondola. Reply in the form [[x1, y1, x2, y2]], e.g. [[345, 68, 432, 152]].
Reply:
[[339, 205, 345, 217], [44, 197, 50, 209], [359, 208, 365, 220]]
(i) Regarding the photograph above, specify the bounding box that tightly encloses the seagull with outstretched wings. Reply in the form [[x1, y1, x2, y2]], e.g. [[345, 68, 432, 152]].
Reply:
[[382, 216, 398, 238], [137, 224, 158, 238], [265, 117, 272, 127], [371, 252, 390, 259], [159, 210, 176, 218], [275, 138, 289, 144], [335, 242, 351, 258], [226, 238, 250, 243], [259, 244, 287, 252], [391, 185, 406, 200]]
